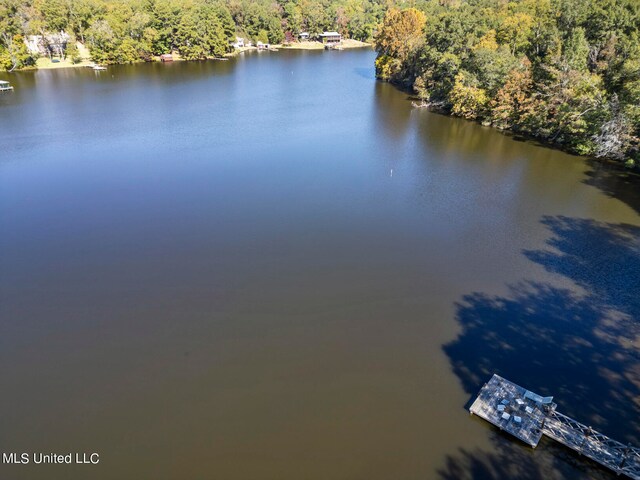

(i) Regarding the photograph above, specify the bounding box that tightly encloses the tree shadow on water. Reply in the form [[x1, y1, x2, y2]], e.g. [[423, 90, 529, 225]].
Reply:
[[438, 432, 611, 480], [583, 159, 640, 216], [525, 216, 640, 318], [441, 216, 640, 479], [438, 437, 615, 480]]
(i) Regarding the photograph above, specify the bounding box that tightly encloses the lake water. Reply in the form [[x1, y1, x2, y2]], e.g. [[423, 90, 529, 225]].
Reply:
[[1, 49, 639, 480]]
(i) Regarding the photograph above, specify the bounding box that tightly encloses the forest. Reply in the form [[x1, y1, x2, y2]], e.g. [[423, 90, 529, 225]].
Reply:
[[0, 0, 389, 67], [1, 0, 638, 167], [374, 0, 640, 167]]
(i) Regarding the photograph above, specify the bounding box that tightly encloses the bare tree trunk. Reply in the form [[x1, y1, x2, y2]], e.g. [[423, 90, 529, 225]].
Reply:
[[2, 33, 19, 72]]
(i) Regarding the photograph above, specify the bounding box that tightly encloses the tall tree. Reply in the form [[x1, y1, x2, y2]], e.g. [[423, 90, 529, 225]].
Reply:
[[176, 2, 226, 60], [374, 7, 426, 81], [491, 58, 536, 130], [564, 27, 590, 71]]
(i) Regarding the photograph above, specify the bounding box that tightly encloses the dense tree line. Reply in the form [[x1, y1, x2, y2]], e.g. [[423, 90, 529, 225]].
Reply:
[[3, 0, 638, 167], [375, 0, 640, 167], [0, 0, 390, 68]]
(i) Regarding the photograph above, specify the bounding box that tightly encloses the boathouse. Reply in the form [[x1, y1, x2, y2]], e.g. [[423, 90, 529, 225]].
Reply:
[[160, 54, 173, 62], [299, 32, 310, 40], [0, 80, 13, 92], [318, 31, 342, 45]]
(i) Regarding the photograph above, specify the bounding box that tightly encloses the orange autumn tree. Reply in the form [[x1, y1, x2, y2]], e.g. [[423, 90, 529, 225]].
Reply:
[[490, 57, 536, 130], [374, 8, 426, 82]]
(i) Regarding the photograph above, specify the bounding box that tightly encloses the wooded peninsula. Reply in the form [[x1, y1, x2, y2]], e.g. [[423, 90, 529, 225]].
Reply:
[[375, 1, 639, 168], [1, 0, 638, 167]]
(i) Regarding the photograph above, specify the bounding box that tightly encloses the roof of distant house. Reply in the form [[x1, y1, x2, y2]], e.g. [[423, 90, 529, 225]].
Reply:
[[319, 31, 341, 36]]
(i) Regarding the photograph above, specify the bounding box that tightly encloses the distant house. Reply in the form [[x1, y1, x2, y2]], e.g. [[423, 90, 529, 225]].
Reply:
[[299, 32, 310, 40], [256, 41, 270, 50], [318, 31, 341, 45], [231, 37, 245, 48], [26, 31, 70, 57], [160, 54, 173, 62], [26, 36, 42, 54]]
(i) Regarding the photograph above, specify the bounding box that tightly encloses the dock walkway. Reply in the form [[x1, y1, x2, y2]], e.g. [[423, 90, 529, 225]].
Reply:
[[470, 374, 640, 479]]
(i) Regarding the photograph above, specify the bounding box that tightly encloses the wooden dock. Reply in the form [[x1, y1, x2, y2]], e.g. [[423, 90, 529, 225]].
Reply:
[[470, 374, 640, 479]]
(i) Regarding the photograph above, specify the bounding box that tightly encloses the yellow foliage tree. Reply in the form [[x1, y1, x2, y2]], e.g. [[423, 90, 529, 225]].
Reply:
[[374, 8, 426, 63], [474, 29, 499, 51], [449, 72, 489, 120], [498, 13, 534, 54]]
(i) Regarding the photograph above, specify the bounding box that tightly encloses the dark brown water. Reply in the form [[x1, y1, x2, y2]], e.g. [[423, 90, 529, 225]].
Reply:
[[1, 49, 639, 480]]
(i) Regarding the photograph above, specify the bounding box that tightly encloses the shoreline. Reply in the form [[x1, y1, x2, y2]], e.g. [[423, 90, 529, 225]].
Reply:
[[7, 39, 372, 72], [279, 39, 371, 50], [406, 90, 640, 173]]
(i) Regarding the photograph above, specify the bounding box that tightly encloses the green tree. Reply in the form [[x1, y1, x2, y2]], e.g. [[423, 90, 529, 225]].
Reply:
[[86, 19, 116, 63], [214, 3, 236, 45], [68, 0, 103, 43], [33, 0, 69, 32], [255, 29, 269, 44], [542, 68, 608, 154], [497, 13, 533, 55], [413, 74, 429, 105], [469, 46, 518, 95], [0, 0, 36, 70], [0, 34, 35, 70], [176, 3, 226, 60], [283, 1, 303, 36], [148, 0, 181, 55], [114, 37, 140, 63], [65, 34, 82, 63], [564, 27, 590, 71], [299, 0, 327, 35]]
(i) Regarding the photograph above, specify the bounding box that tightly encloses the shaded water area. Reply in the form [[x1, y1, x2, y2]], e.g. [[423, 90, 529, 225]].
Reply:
[[0, 49, 639, 480]]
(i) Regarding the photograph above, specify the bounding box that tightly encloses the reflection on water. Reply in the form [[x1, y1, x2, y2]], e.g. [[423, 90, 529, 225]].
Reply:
[[0, 50, 639, 480], [373, 81, 413, 140], [584, 159, 640, 216]]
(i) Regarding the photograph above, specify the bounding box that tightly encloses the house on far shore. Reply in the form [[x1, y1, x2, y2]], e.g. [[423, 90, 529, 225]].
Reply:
[[160, 53, 173, 62], [256, 41, 270, 50], [26, 31, 70, 57], [299, 32, 310, 40], [317, 31, 341, 45], [26, 35, 42, 54], [231, 37, 245, 48]]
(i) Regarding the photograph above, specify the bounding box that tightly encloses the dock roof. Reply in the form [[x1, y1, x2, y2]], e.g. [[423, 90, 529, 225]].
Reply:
[[469, 374, 553, 447]]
